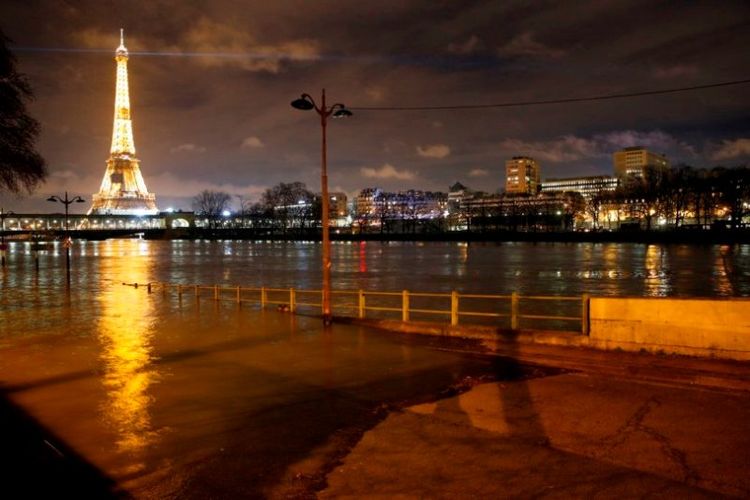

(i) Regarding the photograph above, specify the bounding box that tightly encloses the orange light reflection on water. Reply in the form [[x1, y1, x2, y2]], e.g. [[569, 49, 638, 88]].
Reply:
[[96, 243, 159, 466]]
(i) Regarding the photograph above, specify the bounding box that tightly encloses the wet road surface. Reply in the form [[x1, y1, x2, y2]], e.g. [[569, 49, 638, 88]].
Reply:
[[0, 287, 556, 498]]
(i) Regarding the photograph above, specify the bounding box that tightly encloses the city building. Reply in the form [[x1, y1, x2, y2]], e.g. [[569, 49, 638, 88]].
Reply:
[[505, 156, 540, 195], [612, 147, 670, 180], [356, 187, 382, 218], [355, 188, 447, 221], [328, 192, 348, 219], [89, 30, 158, 216], [459, 191, 582, 231], [541, 176, 619, 198], [328, 192, 349, 227], [448, 182, 470, 210]]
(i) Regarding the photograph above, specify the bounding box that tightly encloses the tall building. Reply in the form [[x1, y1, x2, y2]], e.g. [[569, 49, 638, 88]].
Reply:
[[612, 147, 670, 180], [505, 156, 540, 195], [90, 30, 158, 215]]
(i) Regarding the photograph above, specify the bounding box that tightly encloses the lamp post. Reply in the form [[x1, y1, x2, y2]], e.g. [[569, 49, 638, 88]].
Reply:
[[291, 89, 352, 325], [47, 191, 85, 286], [0, 208, 14, 267]]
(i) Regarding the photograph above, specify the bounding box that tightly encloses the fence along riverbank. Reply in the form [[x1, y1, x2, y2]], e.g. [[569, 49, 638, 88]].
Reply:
[[128, 282, 750, 361], [131, 281, 588, 334]]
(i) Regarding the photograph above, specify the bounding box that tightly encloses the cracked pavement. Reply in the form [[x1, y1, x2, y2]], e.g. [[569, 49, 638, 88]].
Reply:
[[323, 372, 750, 498]]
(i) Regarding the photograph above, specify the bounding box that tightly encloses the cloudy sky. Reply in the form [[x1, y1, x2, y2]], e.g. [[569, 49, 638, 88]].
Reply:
[[2, 0, 749, 212]]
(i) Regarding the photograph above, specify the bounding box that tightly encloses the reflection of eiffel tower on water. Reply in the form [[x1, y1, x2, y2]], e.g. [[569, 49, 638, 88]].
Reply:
[[89, 30, 158, 215]]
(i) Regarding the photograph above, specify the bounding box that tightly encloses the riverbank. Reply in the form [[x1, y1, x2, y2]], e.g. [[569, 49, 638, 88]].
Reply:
[[167, 227, 750, 244], [5, 227, 750, 244]]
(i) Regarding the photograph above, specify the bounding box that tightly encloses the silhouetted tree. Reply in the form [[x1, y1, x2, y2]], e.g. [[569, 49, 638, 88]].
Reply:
[[717, 166, 750, 229], [261, 182, 315, 232], [192, 190, 232, 228], [0, 29, 46, 193]]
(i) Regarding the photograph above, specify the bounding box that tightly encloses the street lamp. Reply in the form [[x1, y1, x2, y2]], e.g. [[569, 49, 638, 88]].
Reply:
[[0, 208, 14, 268], [291, 89, 352, 325], [47, 191, 85, 285]]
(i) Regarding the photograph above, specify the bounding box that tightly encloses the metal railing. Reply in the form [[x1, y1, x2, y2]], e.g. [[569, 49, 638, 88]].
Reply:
[[133, 282, 590, 335]]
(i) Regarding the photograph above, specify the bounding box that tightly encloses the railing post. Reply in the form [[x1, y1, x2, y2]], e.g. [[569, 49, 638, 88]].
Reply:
[[290, 288, 296, 313], [236, 285, 241, 305], [147, 282, 152, 294], [178, 284, 183, 300], [358, 290, 365, 319], [402, 290, 410, 322], [214, 285, 219, 301], [161, 282, 167, 297], [582, 293, 590, 336], [451, 291, 459, 326], [511, 292, 519, 330], [261, 287, 266, 308], [195, 284, 199, 302]]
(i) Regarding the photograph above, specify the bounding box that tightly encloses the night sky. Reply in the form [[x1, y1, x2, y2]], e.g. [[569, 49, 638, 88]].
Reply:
[[2, 0, 749, 212]]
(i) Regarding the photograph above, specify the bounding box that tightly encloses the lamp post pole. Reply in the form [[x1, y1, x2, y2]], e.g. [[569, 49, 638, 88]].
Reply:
[[47, 191, 85, 286], [291, 89, 352, 325]]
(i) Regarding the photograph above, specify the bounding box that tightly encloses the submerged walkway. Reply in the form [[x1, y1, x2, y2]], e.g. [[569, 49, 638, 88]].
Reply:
[[1, 286, 749, 497], [0, 296, 552, 498]]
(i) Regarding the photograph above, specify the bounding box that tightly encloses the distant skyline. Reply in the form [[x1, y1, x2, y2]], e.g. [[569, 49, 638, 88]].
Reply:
[[1, 0, 749, 213]]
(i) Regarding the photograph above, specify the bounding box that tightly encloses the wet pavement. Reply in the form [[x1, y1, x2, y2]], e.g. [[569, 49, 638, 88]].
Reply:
[[0, 286, 554, 498], [324, 372, 750, 498]]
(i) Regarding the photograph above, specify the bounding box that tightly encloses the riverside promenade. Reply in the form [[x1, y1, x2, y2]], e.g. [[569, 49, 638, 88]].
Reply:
[[323, 346, 750, 498], [1, 285, 749, 498]]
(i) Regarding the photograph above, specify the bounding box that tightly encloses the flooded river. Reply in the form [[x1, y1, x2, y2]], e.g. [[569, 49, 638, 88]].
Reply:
[[0, 239, 747, 496]]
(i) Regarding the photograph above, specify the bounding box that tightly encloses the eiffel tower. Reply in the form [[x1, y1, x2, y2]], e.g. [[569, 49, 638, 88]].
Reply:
[[89, 30, 158, 215]]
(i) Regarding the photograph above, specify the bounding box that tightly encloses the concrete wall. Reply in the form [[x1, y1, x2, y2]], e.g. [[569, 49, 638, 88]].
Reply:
[[590, 297, 750, 360]]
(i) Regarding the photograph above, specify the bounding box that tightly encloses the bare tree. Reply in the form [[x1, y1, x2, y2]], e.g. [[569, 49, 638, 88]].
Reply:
[[718, 166, 750, 229], [581, 186, 614, 230], [261, 182, 315, 232], [0, 29, 46, 193], [192, 190, 232, 228]]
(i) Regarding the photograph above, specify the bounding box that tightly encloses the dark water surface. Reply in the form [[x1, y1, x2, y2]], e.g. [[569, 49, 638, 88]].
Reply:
[[2, 239, 749, 298], [0, 239, 747, 496]]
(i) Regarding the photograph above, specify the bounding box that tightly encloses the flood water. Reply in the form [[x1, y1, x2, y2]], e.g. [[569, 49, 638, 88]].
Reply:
[[2, 239, 749, 331], [2, 239, 749, 298], [0, 239, 748, 496], [0, 239, 557, 497]]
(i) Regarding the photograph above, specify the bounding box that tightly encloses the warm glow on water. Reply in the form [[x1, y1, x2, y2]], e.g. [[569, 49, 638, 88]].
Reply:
[[96, 252, 158, 463]]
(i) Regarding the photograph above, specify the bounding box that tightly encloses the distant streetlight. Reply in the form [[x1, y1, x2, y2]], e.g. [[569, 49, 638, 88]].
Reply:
[[0, 208, 14, 267], [47, 191, 86, 286], [291, 89, 352, 325]]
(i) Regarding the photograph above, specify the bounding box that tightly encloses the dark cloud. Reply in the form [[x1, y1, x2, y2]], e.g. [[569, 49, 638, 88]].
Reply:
[[1, 0, 749, 212]]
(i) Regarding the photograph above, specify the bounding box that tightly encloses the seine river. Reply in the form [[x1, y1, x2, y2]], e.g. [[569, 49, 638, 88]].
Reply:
[[2, 239, 749, 298], [1, 239, 748, 496]]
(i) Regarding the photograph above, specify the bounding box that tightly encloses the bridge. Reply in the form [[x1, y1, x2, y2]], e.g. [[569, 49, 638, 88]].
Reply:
[[0, 211, 196, 239]]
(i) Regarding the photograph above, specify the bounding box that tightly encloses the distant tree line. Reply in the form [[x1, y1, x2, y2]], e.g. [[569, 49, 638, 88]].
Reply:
[[593, 165, 750, 230], [456, 165, 750, 233], [191, 165, 750, 235], [192, 182, 321, 233]]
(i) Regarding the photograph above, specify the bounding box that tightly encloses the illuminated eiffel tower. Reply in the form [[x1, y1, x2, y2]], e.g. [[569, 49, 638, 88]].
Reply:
[[89, 30, 158, 215]]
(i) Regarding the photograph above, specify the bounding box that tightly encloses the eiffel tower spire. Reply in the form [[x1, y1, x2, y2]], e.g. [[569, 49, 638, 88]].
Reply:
[[90, 29, 158, 215]]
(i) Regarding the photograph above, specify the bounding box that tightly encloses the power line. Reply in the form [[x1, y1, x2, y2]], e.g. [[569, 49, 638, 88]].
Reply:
[[350, 78, 750, 111]]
